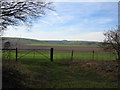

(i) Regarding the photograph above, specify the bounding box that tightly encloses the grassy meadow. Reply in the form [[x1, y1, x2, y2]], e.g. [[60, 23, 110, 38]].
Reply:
[[3, 50, 118, 88], [19, 60, 118, 88], [3, 57, 118, 88], [3, 50, 116, 61], [27, 43, 98, 47]]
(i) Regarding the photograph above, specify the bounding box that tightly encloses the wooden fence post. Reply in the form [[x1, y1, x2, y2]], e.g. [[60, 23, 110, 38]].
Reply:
[[92, 50, 94, 60], [33, 49, 35, 59], [71, 50, 73, 60], [16, 48, 18, 61], [50, 48, 53, 62]]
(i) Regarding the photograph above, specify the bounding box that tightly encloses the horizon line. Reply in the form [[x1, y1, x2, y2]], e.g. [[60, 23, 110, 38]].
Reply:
[[2, 36, 103, 42]]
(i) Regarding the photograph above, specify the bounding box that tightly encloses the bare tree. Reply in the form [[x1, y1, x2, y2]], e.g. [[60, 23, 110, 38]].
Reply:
[[102, 27, 120, 60], [0, 0, 54, 35]]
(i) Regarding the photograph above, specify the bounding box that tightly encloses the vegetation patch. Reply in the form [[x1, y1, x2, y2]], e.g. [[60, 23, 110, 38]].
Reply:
[[20, 59, 118, 88], [2, 60, 31, 88], [2, 50, 118, 88], [3, 58, 118, 88], [26, 43, 97, 47], [3, 51, 116, 62]]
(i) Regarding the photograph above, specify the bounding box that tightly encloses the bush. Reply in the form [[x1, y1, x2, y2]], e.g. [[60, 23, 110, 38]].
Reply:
[[2, 60, 29, 88]]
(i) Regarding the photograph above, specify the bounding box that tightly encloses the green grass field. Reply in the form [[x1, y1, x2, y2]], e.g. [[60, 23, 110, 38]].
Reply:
[[3, 51, 118, 88], [27, 43, 98, 47], [3, 51, 116, 61], [20, 60, 118, 88]]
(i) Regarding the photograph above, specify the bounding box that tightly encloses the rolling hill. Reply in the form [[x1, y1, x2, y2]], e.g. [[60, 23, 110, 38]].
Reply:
[[2, 37, 101, 46]]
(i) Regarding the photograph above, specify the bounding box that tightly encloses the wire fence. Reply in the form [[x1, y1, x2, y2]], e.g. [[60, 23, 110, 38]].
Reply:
[[53, 50, 117, 61], [2, 48, 117, 62]]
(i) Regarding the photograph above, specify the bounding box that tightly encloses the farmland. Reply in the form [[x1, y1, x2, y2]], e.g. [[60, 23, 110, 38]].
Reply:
[[3, 50, 116, 61], [2, 37, 119, 88], [3, 43, 117, 61], [27, 43, 98, 47], [1, 1, 119, 88]]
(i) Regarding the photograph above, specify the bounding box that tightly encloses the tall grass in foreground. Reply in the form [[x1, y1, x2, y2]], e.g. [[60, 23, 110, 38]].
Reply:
[[2, 52, 118, 88], [2, 60, 30, 88], [3, 59, 118, 88]]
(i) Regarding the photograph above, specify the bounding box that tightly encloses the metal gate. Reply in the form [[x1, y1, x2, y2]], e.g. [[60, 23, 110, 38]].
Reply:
[[2, 48, 54, 62]]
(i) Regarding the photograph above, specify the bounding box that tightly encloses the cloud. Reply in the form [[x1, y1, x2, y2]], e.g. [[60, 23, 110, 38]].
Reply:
[[40, 2, 117, 26], [40, 20, 52, 25], [4, 24, 105, 42], [50, 11, 75, 24], [82, 18, 113, 25], [50, 11, 63, 22], [97, 18, 113, 24], [4, 28, 105, 41], [66, 32, 105, 41], [3, 2, 117, 42]]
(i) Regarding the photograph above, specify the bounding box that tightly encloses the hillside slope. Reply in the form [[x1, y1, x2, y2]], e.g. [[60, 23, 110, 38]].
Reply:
[[2, 37, 101, 46]]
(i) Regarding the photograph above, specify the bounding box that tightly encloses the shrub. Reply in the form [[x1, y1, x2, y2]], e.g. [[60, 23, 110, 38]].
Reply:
[[2, 60, 29, 88]]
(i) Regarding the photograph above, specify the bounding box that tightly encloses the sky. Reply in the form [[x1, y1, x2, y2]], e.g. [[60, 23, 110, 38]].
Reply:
[[4, 1, 118, 42]]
